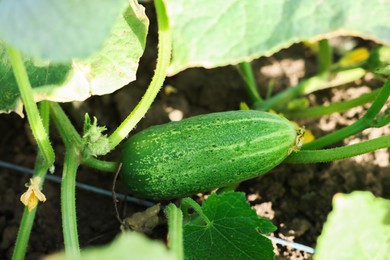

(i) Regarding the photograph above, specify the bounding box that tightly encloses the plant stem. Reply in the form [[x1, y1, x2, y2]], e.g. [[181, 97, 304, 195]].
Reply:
[[49, 102, 83, 149], [303, 77, 390, 149], [50, 102, 119, 172], [317, 39, 332, 74], [108, 0, 172, 150], [256, 68, 365, 112], [284, 88, 380, 119], [181, 198, 211, 225], [237, 62, 262, 104], [285, 134, 390, 163], [61, 147, 80, 257], [82, 157, 118, 172], [164, 203, 184, 260], [7, 47, 55, 167], [50, 103, 82, 256], [12, 102, 51, 260], [49, 103, 82, 255], [256, 75, 324, 111]]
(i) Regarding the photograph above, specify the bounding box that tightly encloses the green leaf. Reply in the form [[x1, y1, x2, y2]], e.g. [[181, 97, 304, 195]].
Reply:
[[50, 232, 175, 260], [164, 0, 390, 75], [0, 0, 127, 62], [315, 191, 390, 260], [0, 1, 148, 116], [375, 65, 390, 75], [183, 192, 276, 260]]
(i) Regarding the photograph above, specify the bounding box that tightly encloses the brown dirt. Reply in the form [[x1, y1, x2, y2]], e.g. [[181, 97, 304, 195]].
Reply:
[[1, 3, 389, 260]]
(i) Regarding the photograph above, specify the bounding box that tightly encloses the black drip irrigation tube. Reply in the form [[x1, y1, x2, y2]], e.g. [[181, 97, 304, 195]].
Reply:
[[0, 159, 315, 254]]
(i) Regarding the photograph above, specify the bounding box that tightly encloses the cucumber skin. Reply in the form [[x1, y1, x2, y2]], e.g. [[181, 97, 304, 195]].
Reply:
[[120, 110, 297, 199]]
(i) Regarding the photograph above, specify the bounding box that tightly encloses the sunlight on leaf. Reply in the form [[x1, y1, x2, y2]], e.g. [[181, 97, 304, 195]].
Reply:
[[0, 0, 127, 62], [0, 1, 148, 116], [315, 191, 390, 260], [47, 232, 175, 260], [164, 0, 390, 75], [338, 48, 370, 68]]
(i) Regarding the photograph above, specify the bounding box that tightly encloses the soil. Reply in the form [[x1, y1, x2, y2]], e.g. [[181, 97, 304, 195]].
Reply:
[[1, 3, 390, 260]]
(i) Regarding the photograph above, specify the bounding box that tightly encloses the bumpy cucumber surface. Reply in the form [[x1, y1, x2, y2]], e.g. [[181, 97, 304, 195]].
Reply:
[[120, 110, 297, 199]]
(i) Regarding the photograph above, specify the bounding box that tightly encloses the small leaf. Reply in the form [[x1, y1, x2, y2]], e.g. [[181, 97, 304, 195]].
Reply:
[[315, 191, 390, 260], [240, 102, 251, 110], [183, 192, 276, 260], [367, 46, 390, 71], [375, 65, 390, 75]]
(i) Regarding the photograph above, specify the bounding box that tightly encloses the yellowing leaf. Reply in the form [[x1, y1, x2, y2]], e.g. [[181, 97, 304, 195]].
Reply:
[[339, 47, 370, 67]]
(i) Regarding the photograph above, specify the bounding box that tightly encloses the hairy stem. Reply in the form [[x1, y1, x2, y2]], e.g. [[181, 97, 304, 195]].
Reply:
[[164, 203, 184, 260], [49, 102, 82, 149], [61, 148, 80, 257], [303, 77, 390, 149], [284, 88, 380, 119], [256, 68, 365, 112], [286, 134, 390, 163], [7, 47, 55, 167], [82, 157, 118, 172], [12, 102, 51, 260], [108, 0, 172, 150]]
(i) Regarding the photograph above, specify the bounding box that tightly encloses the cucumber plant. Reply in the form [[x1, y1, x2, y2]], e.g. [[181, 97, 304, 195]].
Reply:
[[1, 0, 390, 259]]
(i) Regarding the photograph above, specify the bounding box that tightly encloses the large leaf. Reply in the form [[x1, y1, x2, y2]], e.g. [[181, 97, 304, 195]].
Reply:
[[0, 0, 127, 62], [315, 191, 390, 260], [49, 232, 175, 260], [164, 0, 390, 75], [0, 1, 148, 116], [183, 192, 276, 260]]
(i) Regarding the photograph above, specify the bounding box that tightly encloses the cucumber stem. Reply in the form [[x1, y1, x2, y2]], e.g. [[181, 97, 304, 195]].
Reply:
[[283, 88, 380, 119], [12, 102, 51, 260], [61, 148, 81, 257], [256, 68, 365, 112], [49, 102, 117, 172], [164, 204, 184, 260], [108, 0, 172, 150], [285, 134, 390, 164], [49, 102, 83, 149], [303, 76, 390, 150], [82, 157, 118, 172], [7, 47, 55, 167]]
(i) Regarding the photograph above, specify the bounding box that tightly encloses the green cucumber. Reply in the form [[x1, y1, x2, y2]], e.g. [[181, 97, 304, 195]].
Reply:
[[120, 110, 297, 199]]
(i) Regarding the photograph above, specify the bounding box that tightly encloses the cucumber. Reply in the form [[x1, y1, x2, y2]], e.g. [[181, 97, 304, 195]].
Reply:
[[120, 110, 297, 199]]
